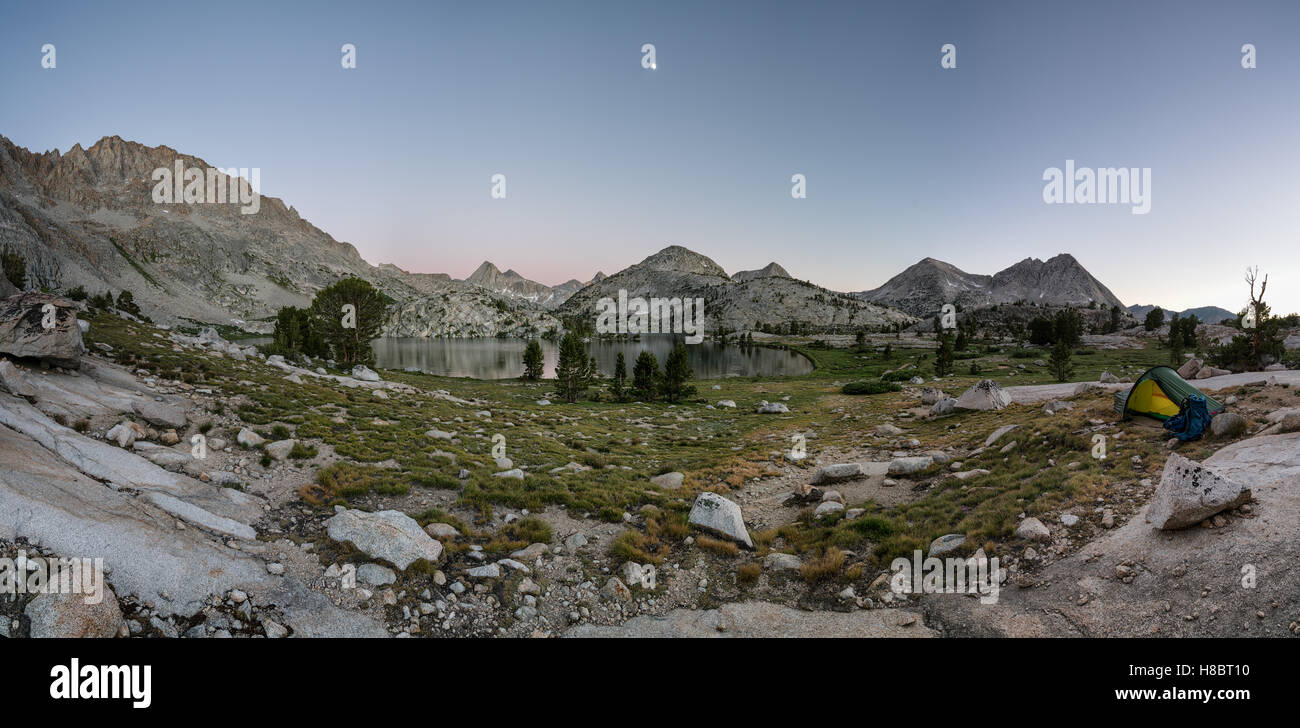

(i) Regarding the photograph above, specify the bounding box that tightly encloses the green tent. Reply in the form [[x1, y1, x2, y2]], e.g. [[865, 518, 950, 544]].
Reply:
[[1113, 365, 1225, 421]]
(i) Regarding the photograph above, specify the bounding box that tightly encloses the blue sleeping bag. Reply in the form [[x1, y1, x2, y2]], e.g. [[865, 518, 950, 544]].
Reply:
[[1164, 393, 1212, 442]]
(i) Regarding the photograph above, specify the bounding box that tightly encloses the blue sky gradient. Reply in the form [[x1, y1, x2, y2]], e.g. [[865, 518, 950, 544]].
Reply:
[[2, 0, 1297, 313]]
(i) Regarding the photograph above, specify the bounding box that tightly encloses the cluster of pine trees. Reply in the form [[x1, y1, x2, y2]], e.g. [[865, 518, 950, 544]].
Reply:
[[521, 333, 696, 404], [270, 277, 390, 366]]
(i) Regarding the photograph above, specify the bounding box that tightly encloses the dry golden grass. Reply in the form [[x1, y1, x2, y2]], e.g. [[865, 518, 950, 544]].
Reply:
[[696, 535, 741, 557], [737, 562, 761, 585], [800, 547, 846, 583]]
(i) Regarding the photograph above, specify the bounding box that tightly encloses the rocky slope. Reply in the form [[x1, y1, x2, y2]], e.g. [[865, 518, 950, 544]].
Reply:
[[858, 254, 1124, 317], [559, 246, 915, 333], [0, 134, 558, 337]]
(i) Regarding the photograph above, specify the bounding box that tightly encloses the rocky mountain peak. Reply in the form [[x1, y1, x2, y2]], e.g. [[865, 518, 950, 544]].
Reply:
[[637, 245, 730, 278], [732, 262, 791, 283], [859, 253, 1123, 316]]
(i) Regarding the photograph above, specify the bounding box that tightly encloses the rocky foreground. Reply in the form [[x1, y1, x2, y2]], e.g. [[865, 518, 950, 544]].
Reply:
[[2, 293, 1298, 639]]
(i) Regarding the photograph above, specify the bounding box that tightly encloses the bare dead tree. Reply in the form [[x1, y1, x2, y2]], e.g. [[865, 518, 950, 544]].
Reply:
[[1245, 266, 1268, 361]]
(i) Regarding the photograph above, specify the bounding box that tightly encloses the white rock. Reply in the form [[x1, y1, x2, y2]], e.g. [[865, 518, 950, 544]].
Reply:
[[1015, 517, 1051, 542], [326, 509, 444, 570], [351, 365, 381, 382], [687, 492, 753, 548], [955, 379, 1012, 411], [236, 427, 264, 447], [1146, 453, 1252, 530]]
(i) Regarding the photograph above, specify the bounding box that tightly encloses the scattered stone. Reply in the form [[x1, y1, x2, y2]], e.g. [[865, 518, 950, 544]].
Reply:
[[764, 553, 802, 571], [467, 563, 501, 579], [811, 463, 863, 484], [424, 522, 459, 540], [650, 471, 684, 489], [357, 563, 397, 586], [600, 577, 632, 602], [1209, 412, 1247, 439], [236, 427, 264, 447], [888, 456, 933, 475], [1016, 517, 1051, 542], [265, 439, 296, 460], [929, 398, 957, 417], [511, 542, 548, 561], [928, 533, 966, 557], [813, 501, 845, 519]]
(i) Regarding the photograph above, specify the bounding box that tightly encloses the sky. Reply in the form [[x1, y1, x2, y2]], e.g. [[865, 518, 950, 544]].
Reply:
[[2, 0, 1298, 314]]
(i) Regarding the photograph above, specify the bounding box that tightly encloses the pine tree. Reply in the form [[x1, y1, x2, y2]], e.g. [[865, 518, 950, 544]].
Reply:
[[555, 331, 592, 402], [934, 333, 954, 377], [308, 277, 388, 366], [660, 342, 696, 403], [522, 339, 544, 380], [611, 351, 628, 401], [632, 350, 659, 402], [1049, 339, 1074, 382]]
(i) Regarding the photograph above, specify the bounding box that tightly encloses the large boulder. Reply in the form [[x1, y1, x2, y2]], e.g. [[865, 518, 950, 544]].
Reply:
[[1146, 453, 1252, 530], [687, 492, 753, 548], [756, 400, 789, 414], [955, 380, 1012, 411], [888, 456, 933, 475], [1177, 358, 1203, 379], [1209, 412, 1247, 439], [326, 508, 444, 569], [928, 533, 966, 557], [0, 293, 84, 368], [929, 398, 957, 417], [811, 463, 863, 485], [1015, 517, 1051, 542], [351, 365, 381, 382], [25, 587, 124, 638]]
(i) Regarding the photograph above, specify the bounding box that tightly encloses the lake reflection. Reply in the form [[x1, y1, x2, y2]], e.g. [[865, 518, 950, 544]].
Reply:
[[369, 336, 813, 380]]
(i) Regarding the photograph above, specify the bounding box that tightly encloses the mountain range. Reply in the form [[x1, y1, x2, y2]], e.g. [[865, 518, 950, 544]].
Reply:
[[1, 134, 1135, 338], [463, 261, 604, 308], [0, 134, 561, 337], [1127, 304, 1236, 325], [856, 254, 1125, 317], [558, 246, 914, 333]]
